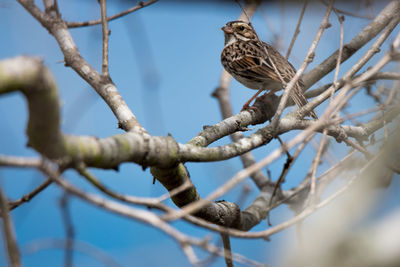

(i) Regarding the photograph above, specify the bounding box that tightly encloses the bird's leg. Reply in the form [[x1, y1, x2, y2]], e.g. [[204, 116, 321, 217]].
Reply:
[[241, 89, 263, 111]]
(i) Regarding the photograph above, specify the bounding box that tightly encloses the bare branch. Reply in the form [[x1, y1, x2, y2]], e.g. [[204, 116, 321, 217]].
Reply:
[[321, 0, 374, 20], [308, 130, 327, 205], [299, 17, 400, 119], [22, 238, 122, 267], [39, 161, 267, 266], [8, 179, 52, 210], [59, 194, 75, 267], [285, 0, 308, 60], [17, 0, 146, 133], [76, 166, 169, 210], [210, 146, 394, 239], [1, 55, 397, 170], [333, 14, 345, 85], [67, 0, 158, 28], [268, 133, 316, 219], [172, 150, 360, 238], [221, 233, 233, 267], [303, 0, 400, 89], [305, 72, 400, 100], [166, 101, 400, 222], [100, 0, 110, 76], [4, 3, 400, 264], [0, 155, 42, 168], [270, 0, 334, 128], [0, 188, 22, 267]]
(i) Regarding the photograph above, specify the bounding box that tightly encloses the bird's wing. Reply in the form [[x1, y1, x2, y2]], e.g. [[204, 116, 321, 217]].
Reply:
[[228, 41, 282, 83]]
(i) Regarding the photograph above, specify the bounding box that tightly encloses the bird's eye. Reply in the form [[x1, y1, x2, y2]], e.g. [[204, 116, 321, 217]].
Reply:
[[238, 26, 245, 31]]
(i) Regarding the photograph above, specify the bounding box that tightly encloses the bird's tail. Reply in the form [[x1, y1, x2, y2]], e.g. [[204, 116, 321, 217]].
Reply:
[[291, 85, 318, 120]]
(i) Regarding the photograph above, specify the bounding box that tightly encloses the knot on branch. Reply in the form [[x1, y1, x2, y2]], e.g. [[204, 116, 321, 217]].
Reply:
[[252, 93, 280, 124], [334, 126, 348, 143], [212, 200, 242, 228], [323, 21, 332, 29], [306, 52, 315, 63], [211, 86, 225, 98]]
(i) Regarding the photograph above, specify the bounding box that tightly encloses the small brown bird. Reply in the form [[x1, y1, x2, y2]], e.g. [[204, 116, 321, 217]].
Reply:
[[221, 20, 317, 119]]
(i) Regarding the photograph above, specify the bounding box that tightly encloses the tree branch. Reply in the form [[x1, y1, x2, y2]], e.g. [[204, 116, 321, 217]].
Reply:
[[17, 0, 146, 133], [22, 238, 122, 267], [100, 0, 110, 76], [285, 0, 308, 59], [303, 0, 400, 89], [0, 188, 22, 267], [66, 0, 158, 28], [37, 161, 266, 266], [270, 0, 333, 128]]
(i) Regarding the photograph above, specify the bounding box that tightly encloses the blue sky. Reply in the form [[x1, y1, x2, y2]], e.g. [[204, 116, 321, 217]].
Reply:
[[0, 1, 399, 266]]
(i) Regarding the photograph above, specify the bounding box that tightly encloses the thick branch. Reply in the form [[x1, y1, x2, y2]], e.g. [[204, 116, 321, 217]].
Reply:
[[1, 56, 396, 168], [0, 57, 65, 158], [0, 57, 173, 167]]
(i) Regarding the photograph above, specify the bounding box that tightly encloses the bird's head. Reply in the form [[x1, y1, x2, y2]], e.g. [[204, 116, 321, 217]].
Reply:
[[222, 21, 258, 45]]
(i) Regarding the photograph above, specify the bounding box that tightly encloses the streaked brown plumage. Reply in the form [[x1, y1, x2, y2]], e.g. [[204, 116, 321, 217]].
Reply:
[[221, 20, 317, 119]]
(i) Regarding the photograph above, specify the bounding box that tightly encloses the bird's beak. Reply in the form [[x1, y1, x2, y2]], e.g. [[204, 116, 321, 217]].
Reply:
[[222, 26, 233, 34]]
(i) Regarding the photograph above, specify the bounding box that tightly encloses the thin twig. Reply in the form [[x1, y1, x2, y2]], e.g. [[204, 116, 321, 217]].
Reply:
[[260, 7, 284, 51], [170, 101, 400, 222], [328, 33, 400, 119], [303, 1, 400, 89], [298, 18, 400, 118], [67, 0, 158, 28], [221, 233, 233, 267], [228, 151, 382, 239], [164, 123, 327, 221], [384, 78, 400, 106], [304, 72, 400, 100], [178, 150, 359, 238], [0, 187, 22, 267], [333, 14, 345, 87], [43, 162, 266, 266], [0, 155, 52, 210], [17, 0, 147, 133], [270, 0, 334, 129], [156, 180, 194, 203], [8, 179, 52, 210], [0, 155, 41, 168], [166, 95, 397, 221], [100, 0, 109, 76], [267, 133, 316, 224], [320, 0, 374, 20], [267, 136, 293, 222], [60, 193, 75, 267], [285, 0, 308, 59], [22, 238, 122, 267], [326, 8, 371, 158], [76, 166, 167, 210], [308, 130, 327, 205]]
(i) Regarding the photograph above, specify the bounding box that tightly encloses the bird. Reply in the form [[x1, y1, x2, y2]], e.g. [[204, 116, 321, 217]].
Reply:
[[220, 20, 317, 119]]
